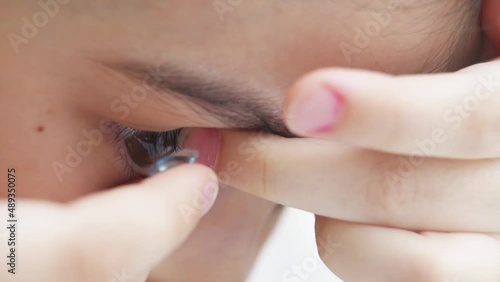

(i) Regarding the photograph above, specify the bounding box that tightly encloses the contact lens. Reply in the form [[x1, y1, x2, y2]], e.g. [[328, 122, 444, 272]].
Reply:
[[129, 149, 199, 176]]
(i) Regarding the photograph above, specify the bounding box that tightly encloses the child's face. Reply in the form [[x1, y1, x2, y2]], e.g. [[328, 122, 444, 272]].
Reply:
[[0, 0, 484, 200]]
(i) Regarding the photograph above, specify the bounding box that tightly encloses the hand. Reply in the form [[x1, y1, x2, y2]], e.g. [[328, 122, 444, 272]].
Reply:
[[0, 164, 218, 282], [216, 61, 500, 281]]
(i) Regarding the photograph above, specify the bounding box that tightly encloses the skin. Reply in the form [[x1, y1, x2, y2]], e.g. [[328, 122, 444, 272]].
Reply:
[[0, 0, 496, 281]]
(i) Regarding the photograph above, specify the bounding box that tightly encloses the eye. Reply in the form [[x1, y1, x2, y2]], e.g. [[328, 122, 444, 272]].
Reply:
[[124, 130, 182, 167], [112, 124, 184, 176]]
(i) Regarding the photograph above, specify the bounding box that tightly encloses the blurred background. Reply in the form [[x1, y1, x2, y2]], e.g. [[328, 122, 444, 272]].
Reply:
[[247, 208, 341, 282]]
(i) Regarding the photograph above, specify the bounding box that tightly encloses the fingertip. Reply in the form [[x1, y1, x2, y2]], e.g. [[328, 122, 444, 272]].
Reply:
[[284, 70, 346, 137], [284, 68, 395, 140], [141, 163, 218, 187], [140, 163, 219, 217]]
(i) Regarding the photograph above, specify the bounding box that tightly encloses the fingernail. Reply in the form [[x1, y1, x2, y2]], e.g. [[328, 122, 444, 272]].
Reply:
[[287, 86, 343, 135]]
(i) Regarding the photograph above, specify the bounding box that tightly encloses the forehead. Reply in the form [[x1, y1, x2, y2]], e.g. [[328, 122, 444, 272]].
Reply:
[[83, 0, 479, 127], [75, 0, 479, 95], [138, 1, 468, 62]]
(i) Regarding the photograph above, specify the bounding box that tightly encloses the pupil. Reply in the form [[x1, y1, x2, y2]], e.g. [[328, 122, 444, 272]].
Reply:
[[125, 134, 155, 166]]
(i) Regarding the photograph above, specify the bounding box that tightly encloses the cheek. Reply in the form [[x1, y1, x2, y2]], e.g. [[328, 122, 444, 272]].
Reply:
[[0, 38, 139, 203], [0, 117, 127, 203]]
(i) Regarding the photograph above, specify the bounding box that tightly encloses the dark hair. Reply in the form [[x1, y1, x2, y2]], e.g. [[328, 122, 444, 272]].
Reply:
[[441, 0, 484, 71]]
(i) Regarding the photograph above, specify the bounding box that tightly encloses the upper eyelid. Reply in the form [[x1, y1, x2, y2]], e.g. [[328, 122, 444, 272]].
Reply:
[[111, 123, 179, 144], [108, 121, 183, 160], [107, 122, 141, 144]]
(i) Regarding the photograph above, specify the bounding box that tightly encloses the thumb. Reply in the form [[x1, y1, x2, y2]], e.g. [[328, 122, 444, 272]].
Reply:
[[66, 163, 219, 280]]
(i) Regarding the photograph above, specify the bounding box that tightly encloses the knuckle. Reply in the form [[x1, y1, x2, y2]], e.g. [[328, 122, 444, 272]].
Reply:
[[376, 100, 405, 150], [366, 155, 421, 225], [253, 152, 279, 200], [315, 234, 336, 267], [314, 218, 343, 268], [460, 95, 500, 157]]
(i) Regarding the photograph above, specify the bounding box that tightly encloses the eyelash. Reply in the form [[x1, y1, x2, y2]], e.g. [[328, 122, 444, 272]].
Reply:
[[110, 123, 183, 178]]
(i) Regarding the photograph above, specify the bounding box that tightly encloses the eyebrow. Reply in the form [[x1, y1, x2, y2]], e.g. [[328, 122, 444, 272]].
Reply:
[[104, 60, 295, 138]]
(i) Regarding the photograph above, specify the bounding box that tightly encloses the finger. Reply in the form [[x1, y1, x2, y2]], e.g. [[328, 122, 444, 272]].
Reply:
[[66, 164, 219, 281], [315, 217, 500, 282], [284, 62, 500, 159], [0, 164, 218, 282], [217, 130, 500, 232], [149, 189, 281, 282]]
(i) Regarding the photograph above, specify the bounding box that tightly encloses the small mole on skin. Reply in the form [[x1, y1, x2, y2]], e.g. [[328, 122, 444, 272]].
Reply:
[[37, 126, 45, 133]]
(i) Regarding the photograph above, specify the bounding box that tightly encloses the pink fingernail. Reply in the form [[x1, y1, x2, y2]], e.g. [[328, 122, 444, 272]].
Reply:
[[288, 86, 343, 135]]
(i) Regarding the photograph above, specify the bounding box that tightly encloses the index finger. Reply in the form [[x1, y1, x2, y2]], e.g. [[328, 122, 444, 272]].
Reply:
[[216, 130, 500, 233]]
